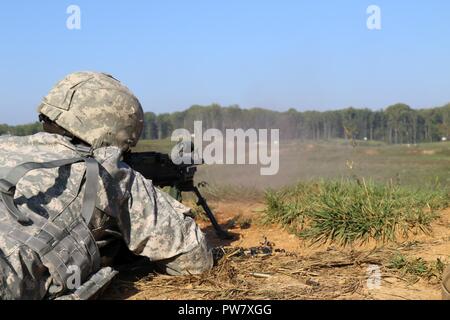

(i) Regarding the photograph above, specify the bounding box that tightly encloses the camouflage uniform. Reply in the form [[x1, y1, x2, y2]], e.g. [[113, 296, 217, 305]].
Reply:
[[443, 266, 450, 300], [0, 72, 213, 300]]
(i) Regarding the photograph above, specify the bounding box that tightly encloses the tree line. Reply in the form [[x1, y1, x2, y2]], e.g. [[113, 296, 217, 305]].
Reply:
[[0, 123, 43, 137], [2, 102, 450, 144], [142, 103, 450, 144]]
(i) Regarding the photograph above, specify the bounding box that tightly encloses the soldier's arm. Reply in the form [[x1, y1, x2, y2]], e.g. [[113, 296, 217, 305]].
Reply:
[[123, 169, 213, 275]]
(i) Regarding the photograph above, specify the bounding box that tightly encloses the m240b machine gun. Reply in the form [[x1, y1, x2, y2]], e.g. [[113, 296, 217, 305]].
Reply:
[[123, 150, 231, 239]]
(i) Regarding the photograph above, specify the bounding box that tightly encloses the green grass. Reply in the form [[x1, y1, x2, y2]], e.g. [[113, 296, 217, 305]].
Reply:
[[133, 139, 175, 153], [387, 253, 446, 283], [264, 179, 450, 245]]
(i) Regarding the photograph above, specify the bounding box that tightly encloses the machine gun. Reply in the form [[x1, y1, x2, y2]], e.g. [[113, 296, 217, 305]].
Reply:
[[123, 144, 232, 239]]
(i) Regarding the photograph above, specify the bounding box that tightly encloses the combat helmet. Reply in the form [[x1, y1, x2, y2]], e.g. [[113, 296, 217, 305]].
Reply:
[[38, 71, 144, 151]]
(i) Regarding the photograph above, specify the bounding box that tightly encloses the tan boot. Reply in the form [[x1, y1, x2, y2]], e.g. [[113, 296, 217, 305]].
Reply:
[[443, 266, 450, 300]]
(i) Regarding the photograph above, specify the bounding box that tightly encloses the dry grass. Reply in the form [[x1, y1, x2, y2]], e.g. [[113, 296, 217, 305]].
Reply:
[[102, 246, 429, 300]]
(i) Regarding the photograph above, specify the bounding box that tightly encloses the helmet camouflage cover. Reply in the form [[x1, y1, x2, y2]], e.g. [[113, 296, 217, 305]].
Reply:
[[38, 71, 144, 151]]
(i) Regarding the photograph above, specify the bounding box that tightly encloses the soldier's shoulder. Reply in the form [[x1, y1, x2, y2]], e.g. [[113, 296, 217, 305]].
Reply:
[[0, 133, 77, 158], [0, 132, 70, 144]]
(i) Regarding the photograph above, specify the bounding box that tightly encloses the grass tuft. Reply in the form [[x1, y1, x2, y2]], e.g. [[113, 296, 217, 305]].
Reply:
[[387, 253, 446, 283], [263, 179, 450, 245]]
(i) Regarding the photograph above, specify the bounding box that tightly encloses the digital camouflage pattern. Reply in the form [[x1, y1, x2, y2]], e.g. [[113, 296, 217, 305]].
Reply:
[[443, 266, 450, 300], [0, 133, 213, 300], [38, 72, 144, 151]]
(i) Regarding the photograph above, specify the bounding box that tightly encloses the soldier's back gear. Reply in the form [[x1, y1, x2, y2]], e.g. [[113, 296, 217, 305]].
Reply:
[[37, 72, 144, 151], [0, 155, 102, 299], [0, 134, 213, 299], [0, 136, 104, 299]]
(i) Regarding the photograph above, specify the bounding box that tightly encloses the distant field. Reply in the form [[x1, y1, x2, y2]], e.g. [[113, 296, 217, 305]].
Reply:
[[135, 139, 450, 192]]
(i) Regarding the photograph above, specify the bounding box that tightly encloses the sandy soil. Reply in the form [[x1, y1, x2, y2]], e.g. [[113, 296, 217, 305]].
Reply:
[[102, 201, 450, 300]]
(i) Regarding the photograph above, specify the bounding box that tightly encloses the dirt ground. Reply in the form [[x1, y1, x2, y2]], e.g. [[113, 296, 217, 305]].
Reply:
[[102, 200, 450, 300]]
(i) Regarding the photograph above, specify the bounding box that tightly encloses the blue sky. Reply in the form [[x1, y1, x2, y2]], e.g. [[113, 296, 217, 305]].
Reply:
[[1, 1, 450, 124]]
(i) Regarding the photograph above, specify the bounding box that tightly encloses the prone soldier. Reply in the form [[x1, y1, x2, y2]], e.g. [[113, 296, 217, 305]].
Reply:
[[0, 71, 213, 300]]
